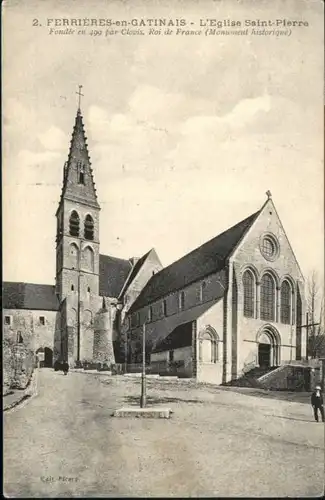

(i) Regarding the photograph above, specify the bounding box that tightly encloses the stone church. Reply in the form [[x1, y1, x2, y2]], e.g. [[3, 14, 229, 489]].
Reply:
[[3, 103, 307, 385]]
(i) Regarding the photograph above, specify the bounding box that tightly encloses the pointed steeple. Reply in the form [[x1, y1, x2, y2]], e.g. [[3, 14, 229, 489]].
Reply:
[[57, 103, 100, 213]]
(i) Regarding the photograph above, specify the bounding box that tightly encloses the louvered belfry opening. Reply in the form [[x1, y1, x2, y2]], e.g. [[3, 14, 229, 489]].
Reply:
[[69, 211, 80, 237], [84, 214, 94, 240]]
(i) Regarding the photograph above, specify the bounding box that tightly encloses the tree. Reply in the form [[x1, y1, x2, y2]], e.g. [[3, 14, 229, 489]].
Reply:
[[307, 271, 325, 358]]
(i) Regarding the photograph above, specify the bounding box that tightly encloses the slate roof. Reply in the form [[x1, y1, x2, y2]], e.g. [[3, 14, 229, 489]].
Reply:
[[3, 254, 133, 309], [129, 210, 260, 312], [152, 321, 193, 353], [3, 282, 59, 311], [57, 109, 99, 213], [99, 254, 132, 298]]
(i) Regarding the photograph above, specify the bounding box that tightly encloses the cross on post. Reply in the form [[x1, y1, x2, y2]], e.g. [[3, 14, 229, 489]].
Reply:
[[299, 312, 321, 360], [140, 322, 147, 408], [76, 84, 84, 111], [266, 190, 272, 199]]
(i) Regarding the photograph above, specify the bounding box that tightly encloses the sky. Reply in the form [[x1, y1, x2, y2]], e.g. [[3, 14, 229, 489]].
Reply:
[[3, 0, 324, 290]]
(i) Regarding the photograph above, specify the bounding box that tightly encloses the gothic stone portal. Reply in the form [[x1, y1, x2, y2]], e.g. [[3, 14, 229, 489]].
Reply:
[[257, 328, 280, 368]]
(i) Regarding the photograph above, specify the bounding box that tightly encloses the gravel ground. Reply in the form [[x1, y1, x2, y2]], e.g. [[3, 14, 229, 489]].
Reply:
[[4, 370, 324, 498]]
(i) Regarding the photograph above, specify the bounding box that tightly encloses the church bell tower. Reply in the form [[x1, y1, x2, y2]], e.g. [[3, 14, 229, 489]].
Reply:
[[55, 87, 101, 363]]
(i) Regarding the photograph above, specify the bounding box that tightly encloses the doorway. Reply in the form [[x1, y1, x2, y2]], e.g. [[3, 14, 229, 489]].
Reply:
[[258, 343, 271, 368], [44, 347, 53, 368]]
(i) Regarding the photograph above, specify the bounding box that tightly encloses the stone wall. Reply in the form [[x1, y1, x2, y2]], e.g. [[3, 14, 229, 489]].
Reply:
[[3, 309, 57, 352], [196, 299, 224, 384], [93, 308, 115, 365], [259, 365, 310, 391], [151, 346, 192, 377]]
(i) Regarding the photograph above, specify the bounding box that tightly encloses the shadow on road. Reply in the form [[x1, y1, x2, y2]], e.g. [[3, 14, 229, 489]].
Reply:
[[123, 395, 205, 406], [272, 415, 314, 423]]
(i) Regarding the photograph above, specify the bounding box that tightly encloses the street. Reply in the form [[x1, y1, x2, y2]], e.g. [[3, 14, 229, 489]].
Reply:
[[4, 369, 324, 498]]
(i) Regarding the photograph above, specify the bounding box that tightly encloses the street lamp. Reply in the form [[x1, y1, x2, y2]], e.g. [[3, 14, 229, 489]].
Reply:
[[140, 322, 147, 408]]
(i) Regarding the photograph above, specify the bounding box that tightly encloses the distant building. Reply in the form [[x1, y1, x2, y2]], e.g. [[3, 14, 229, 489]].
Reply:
[[3, 103, 307, 385]]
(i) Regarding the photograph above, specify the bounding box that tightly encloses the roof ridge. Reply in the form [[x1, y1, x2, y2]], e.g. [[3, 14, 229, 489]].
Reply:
[[149, 210, 259, 279], [129, 209, 260, 312], [100, 253, 132, 264], [3, 281, 55, 287]]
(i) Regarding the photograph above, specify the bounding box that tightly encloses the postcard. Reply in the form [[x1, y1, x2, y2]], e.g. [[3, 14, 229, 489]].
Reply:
[[3, 0, 324, 497]]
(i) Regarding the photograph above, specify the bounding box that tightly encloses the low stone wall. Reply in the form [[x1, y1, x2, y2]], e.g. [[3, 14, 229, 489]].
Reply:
[[126, 361, 191, 378], [3, 342, 35, 390], [259, 365, 309, 391]]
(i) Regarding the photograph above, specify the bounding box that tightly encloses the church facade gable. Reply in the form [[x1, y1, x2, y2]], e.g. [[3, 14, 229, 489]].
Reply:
[[227, 195, 306, 381]]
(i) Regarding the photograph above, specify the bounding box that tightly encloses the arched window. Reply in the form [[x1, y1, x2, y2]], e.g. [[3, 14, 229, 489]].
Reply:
[[243, 270, 255, 318], [71, 284, 74, 291], [199, 329, 218, 363], [83, 246, 94, 272], [69, 211, 80, 237], [199, 281, 206, 302], [280, 280, 291, 324], [291, 289, 296, 325], [260, 273, 275, 321], [162, 300, 167, 316], [69, 243, 79, 269], [147, 306, 152, 322], [84, 214, 94, 241], [179, 291, 185, 311]]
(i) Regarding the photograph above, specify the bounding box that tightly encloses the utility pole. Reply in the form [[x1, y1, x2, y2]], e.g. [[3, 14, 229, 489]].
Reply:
[[140, 322, 146, 408], [77, 244, 81, 362], [124, 331, 128, 374]]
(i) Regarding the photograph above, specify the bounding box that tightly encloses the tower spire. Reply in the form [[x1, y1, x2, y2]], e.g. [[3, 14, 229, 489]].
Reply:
[[76, 84, 84, 112], [56, 89, 100, 214]]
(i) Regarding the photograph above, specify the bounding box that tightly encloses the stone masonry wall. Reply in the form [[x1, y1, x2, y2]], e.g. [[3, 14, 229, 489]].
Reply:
[[3, 309, 57, 352]]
